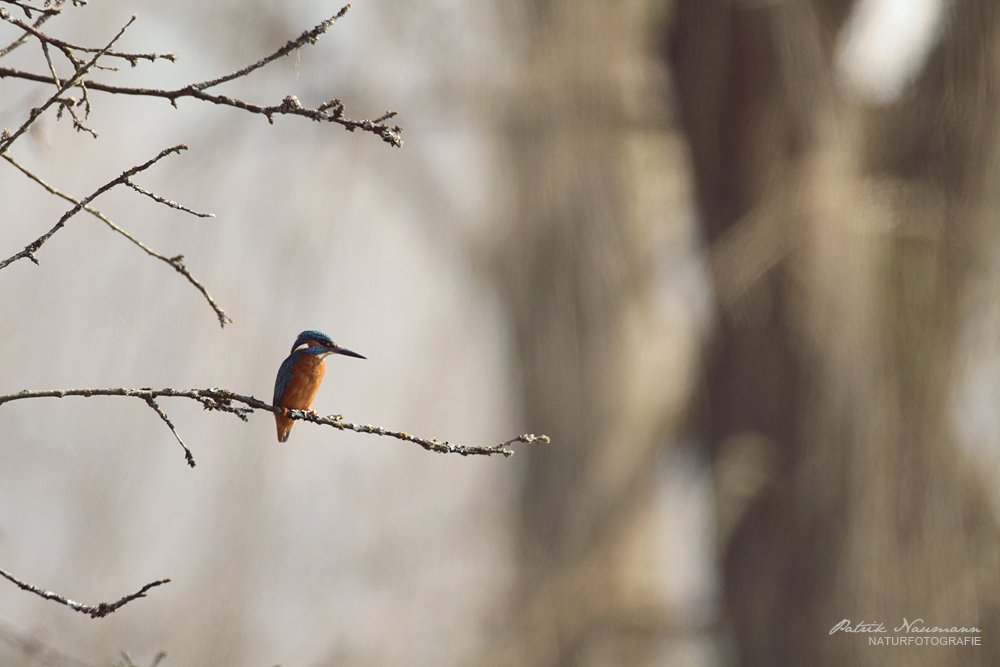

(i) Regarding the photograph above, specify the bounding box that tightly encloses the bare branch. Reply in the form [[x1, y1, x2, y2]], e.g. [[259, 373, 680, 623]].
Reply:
[[0, 13, 135, 155], [0, 566, 170, 618], [179, 92, 403, 146], [0, 144, 186, 270], [2, 154, 232, 327], [0, 6, 404, 147], [0, 7, 175, 66], [0, 7, 54, 57], [0, 387, 548, 458], [0, 66, 404, 146]]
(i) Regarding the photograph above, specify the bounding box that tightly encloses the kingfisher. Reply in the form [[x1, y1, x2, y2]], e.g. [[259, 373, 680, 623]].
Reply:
[[272, 329, 365, 442]]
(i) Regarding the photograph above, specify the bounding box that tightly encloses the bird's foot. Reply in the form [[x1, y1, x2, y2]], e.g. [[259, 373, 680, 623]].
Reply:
[[276, 407, 317, 418]]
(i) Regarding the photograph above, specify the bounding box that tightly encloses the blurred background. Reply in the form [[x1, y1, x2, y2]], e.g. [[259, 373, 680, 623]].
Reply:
[[1, 0, 999, 665]]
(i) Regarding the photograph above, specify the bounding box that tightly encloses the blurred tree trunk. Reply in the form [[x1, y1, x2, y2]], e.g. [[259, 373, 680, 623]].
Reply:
[[489, 1, 686, 665], [671, 1, 1000, 665]]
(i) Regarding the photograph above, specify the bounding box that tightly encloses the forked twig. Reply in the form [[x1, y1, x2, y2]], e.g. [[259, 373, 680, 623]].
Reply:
[[0, 144, 187, 270], [1, 153, 231, 327]]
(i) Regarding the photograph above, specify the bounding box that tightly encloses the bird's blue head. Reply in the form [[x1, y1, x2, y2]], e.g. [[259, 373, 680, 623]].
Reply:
[[290, 330, 366, 359]]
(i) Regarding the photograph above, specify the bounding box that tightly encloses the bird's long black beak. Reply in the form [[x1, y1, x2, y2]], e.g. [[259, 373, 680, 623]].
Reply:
[[331, 344, 366, 360]]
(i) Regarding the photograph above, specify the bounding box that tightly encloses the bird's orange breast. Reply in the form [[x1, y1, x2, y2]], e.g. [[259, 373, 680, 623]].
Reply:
[[275, 354, 326, 442]]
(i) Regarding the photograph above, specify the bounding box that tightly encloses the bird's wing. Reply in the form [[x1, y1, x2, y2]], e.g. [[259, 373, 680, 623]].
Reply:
[[273, 352, 300, 405]]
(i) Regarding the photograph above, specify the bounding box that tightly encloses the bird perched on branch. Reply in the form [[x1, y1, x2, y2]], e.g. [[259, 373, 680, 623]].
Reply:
[[273, 329, 365, 442]]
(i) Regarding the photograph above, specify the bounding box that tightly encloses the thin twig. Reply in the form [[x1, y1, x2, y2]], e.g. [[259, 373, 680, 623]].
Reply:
[[124, 179, 213, 217], [0, 566, 170, 618], [0, 387, 548, 458], [2, 154, 231, 327], [0, 14, 135, 155], [0, 144, 186, 270], [40, 39, 60, 82], [56, 94, 98, 137], [143, 396, 196, 467], [191, 3, 351, 91]]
